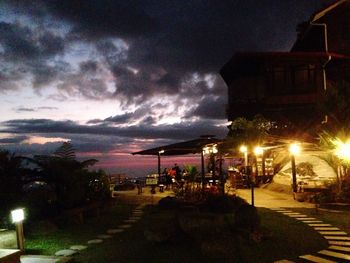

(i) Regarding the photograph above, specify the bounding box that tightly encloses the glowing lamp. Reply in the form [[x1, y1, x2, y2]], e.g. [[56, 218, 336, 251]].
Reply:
[[212, 144, 218, 154], [334, 139, 350, 161], [289, 143, 300, 194], [254, 146, 263, 156], [289, 143, 301, 156], [11, 208, 25, 251], [158, 150, 165, 154], [239, 145, 247, 153], [11, 208, 24, 223]]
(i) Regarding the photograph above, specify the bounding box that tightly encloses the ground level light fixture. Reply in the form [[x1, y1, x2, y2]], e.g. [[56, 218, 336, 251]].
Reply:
[[11, 208, 25, 251]]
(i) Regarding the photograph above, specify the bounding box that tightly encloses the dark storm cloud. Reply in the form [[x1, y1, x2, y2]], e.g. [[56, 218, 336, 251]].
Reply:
[[0, 141, 63, 156], [0, 0, 336, 170], [37, 106, 58, 110], [0, 133, 135, 157], [15, 107, 35, 112], [44, 0, 158, 40], [56, 60, 112, 100], [14, 106, 58, 112], [0, 135, 28, 144], [0, 19, 66, 91], [0, 22, 40, 61], [1, 118, 226, 141], [0, 21, 64, 61], [2, 0, 332, 105], [104, 112, 134, 124], [79, 61, 98, 74], [185, 96, 227, 120]]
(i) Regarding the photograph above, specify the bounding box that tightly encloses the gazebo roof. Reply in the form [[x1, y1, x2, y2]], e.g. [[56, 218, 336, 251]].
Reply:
[[132, 136, 222, 156]]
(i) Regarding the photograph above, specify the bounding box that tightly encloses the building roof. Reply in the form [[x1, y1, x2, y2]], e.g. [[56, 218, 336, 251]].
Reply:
[[311, 0, 347, 22], [131, 136, 221, 156], [220, 51, 350, 86], [227, 51, 350, 59]]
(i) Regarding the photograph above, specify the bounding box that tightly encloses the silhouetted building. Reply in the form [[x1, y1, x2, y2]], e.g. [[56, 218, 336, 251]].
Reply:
[[220, 0, 350, 132]]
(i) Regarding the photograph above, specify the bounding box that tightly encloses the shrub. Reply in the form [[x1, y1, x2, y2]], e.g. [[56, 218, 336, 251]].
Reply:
[[158, 196, 186, 209], [204, 194, 247, 213], [234, 204, 260, 231]]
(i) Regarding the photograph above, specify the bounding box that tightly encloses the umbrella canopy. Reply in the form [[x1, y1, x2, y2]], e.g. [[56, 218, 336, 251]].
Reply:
[[132, 136, 222, 156]]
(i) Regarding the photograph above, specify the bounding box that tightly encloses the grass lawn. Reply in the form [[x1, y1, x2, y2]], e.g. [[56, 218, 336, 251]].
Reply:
[[24, 202, 136, 256], [23, 202, 332, 263]]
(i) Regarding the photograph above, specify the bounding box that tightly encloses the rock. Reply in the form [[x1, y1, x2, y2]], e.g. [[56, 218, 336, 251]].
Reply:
[[70, 245, 87, 250], [144, 229, 171, 243], [55, 249, 77, 256], [87, 239, 103, 244]]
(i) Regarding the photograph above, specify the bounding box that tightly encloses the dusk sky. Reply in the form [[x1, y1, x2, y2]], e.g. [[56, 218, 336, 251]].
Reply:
[[0, 0, 332, 176]]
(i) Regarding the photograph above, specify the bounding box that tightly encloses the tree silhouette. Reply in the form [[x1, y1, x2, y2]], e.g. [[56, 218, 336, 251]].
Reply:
[[54, 141, 76, 160]]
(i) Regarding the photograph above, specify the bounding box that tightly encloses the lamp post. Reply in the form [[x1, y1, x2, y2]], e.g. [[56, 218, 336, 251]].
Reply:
[[158, 150, 164, 179], [240, 145, 256, 205], [203, 144, 218, 185], [254, 145, 264, 180], [201, 148, 205, 192], [239, 145, 248, 168], [289, 143, 301, 194], [11, 208, 25, 251]]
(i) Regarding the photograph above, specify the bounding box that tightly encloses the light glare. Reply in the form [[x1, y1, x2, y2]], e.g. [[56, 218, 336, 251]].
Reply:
[[333, 138, 350, 161], [254, 146, 263, 156], [11, 208, 24, 223], [289, 143, 301, 155], [239, 145, 247, 153]]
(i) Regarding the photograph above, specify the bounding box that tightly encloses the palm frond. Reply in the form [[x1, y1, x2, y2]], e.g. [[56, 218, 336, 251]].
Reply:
[[54, 142, 76, 160]]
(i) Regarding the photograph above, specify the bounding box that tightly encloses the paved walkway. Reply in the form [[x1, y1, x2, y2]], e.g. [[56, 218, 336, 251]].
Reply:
[[236, 188, 315, 208], [235, 188, 350, 263]]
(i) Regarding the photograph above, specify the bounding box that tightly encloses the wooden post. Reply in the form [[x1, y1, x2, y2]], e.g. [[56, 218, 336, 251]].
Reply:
[[201, 150, 205, 192]]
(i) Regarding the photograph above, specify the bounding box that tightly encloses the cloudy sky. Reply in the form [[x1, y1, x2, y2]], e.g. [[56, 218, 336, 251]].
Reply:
[[0, 0, 332, 176]]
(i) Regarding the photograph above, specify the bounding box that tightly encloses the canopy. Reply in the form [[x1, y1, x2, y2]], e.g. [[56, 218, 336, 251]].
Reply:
[[132, 136, 222, 156]]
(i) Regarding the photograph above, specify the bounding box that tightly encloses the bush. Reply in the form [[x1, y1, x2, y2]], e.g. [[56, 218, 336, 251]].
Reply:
[[204, 194, 247, 213], [158, 196, 186, 209], [234, 204, 260, 231]]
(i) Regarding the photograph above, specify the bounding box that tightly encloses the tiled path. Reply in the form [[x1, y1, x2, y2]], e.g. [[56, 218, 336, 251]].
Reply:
[[271, 207, 350, 263], [21, 203, 148, 263]]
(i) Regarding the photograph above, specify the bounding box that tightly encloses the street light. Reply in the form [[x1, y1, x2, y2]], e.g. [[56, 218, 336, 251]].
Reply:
[[289, 143, 301, 194], [203, 144, 218, 155], [203, 144, 218, 187], [254, 146, 264, 178], [11, 208, 25, 251], [239, 145, 248, 167], [333, 138, 350, 162], [249, 146, 263, 207], [254, 146, 265, 180], [158, 149, 164, 178], [240, 145, 256, 206]]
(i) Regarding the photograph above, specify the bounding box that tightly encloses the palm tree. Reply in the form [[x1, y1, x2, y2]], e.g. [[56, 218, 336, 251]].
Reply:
[[54, 141, 76, 160], [318, 128, 350, 198], [30, 142, 99, 207]]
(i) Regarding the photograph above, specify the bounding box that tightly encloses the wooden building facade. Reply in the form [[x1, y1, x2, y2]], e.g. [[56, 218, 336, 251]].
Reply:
[[220, 0, 350, 132]]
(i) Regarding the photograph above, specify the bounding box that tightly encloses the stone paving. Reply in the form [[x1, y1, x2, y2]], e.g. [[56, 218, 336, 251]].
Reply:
[[238, 190, 350, 263], [272, 207, 350, 263]]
